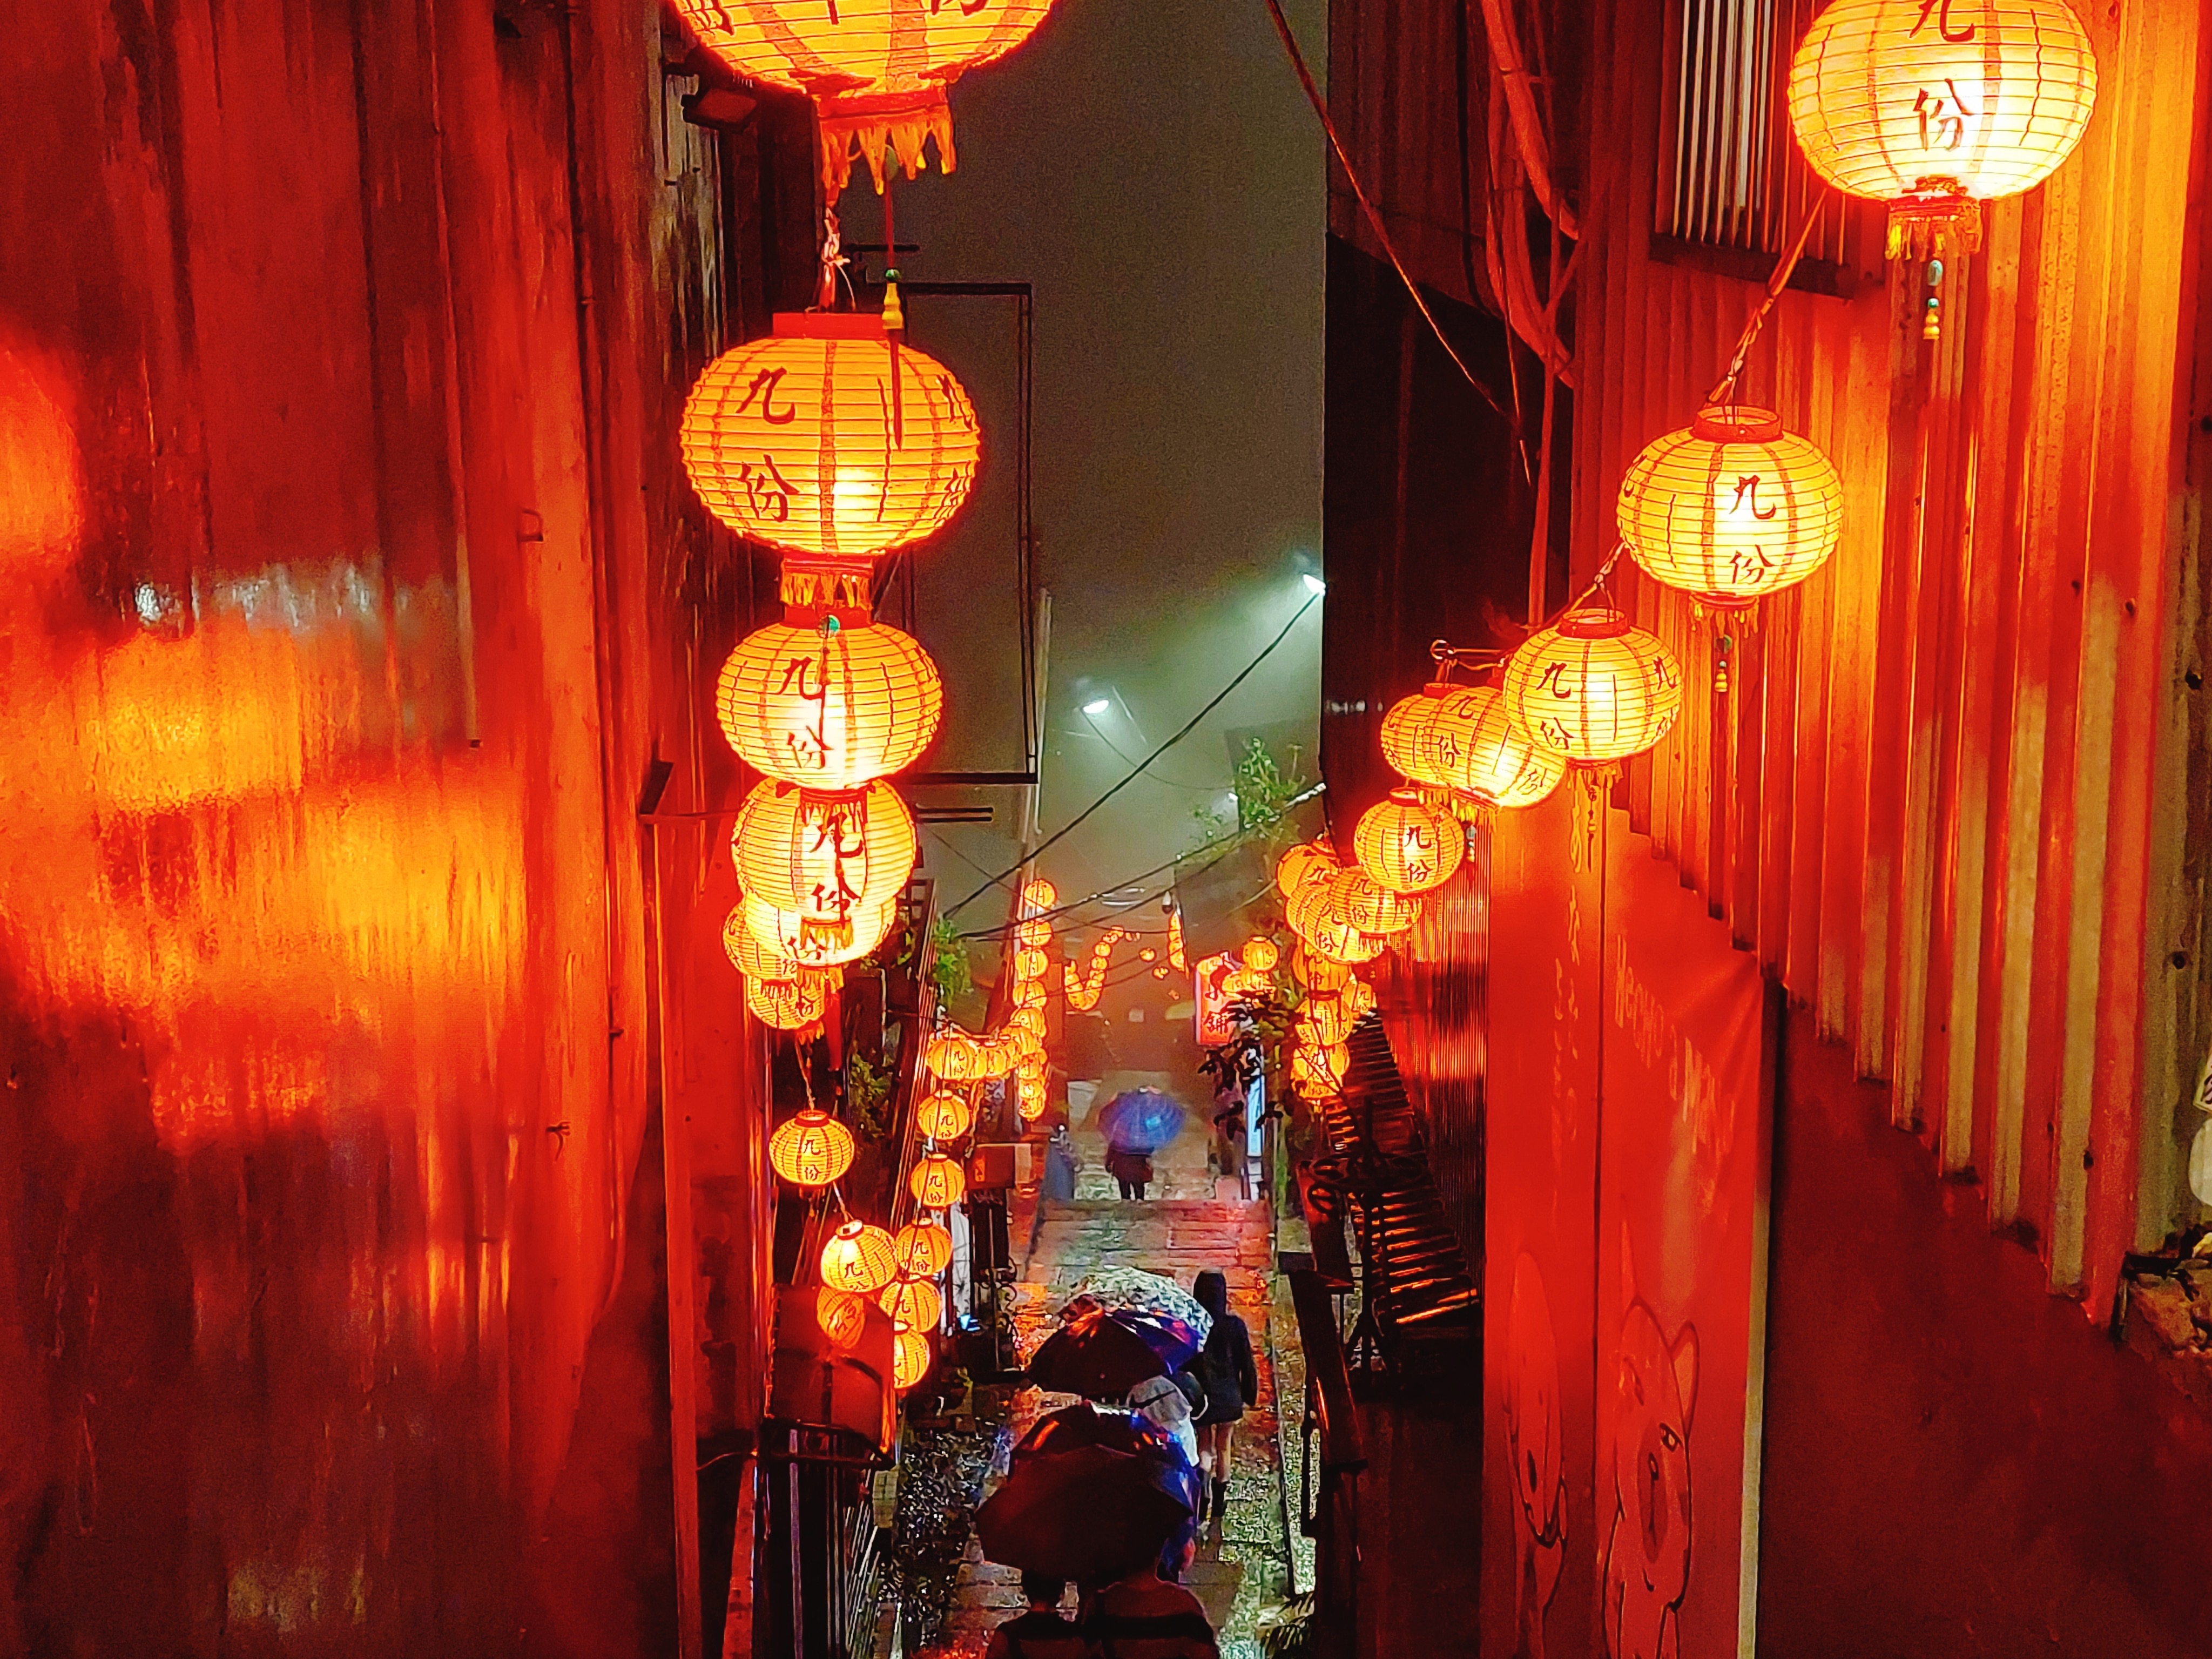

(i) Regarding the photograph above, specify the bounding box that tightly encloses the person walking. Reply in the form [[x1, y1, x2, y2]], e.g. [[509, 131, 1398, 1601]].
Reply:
[[984, 1574, 1087, 1659], [1190, 1270, 1258, 1526], [1105, 1142, 1153, 1202], [1210, 1084, 1249, 1202], [1080, 1558, 1221, 1659], [1125, 1371, 1199, 1467]]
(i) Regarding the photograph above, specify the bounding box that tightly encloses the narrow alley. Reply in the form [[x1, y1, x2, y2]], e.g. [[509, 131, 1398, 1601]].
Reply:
[[921, 1072, 1296, 1658]]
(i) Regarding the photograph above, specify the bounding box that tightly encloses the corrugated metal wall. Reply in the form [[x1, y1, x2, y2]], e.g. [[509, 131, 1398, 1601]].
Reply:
[[1572, 0, 2212, 1317]]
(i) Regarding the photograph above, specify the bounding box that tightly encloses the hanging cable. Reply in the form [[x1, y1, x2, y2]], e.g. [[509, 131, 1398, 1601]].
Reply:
[[941, 593, 1323, 919], [1261, 0, 1512, 424]]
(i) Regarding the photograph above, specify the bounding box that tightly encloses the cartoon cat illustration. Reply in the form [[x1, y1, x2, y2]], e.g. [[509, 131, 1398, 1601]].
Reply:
[[1602, 1227, 1698, 1659], [1506, 1254, 1567, 1659]]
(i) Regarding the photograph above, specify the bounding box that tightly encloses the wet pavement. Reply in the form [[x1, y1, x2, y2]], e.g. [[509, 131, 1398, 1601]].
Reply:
[[915, 1071, 1293, 1658]]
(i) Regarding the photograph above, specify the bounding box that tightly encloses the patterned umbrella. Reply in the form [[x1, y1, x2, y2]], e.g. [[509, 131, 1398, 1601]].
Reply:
[[1097, 1088, 1188, 1154], [1067, 1267, 1213, 1343]]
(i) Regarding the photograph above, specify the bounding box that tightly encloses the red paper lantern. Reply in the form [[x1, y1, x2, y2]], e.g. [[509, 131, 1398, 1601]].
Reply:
[[892, 1322, 933, 1392], [908, 1152, 967, 1210], [682, 312, 980, 557], [820, 1220, 898, 1294], [879, 1274, 945, 1333], [915, 1091, 975, 1143], [717, 616, 943, 790], [893, 1218, 955, 1278], [1418, 685, 1567, 812], [746, 972, 828, 1031], [1502, 607, 1683, 765], [1353, 788, 1467, 895], [1619, 407, 1843, 608], [769, 1108, 857, 1189], [735, 779, 918, 932], [817, 1288, 868, 1350], [743, 893, 896, 970]]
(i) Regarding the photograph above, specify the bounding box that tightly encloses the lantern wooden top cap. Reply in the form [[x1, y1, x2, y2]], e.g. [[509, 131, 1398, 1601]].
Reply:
[[773, 312, 890, 341], [1555, 605, 1634, 642], [1690, 404, 1784, 444]]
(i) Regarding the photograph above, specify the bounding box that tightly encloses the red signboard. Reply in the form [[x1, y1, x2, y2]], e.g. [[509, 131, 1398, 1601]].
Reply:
[[1485, 791, 1774, 1659], [1193, 952, 1238, 1047]]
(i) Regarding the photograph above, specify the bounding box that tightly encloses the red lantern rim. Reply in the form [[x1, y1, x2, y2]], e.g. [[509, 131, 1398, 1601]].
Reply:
[[1689, 403, 1785, 444], [772, 311, 890, 342], [1554, 605, 1634, 642]]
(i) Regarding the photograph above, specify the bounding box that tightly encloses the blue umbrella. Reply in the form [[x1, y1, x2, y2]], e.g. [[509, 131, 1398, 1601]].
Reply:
[[1107, 1307, 1203, 1374], [1097, 1088, 1188, 1154]]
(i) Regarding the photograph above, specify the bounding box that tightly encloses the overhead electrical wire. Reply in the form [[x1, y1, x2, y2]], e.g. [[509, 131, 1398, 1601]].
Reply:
[[941, 592, 1322, 920]]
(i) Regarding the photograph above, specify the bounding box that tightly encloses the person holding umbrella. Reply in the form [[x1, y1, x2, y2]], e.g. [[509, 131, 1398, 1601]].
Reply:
[[1099, 1088, 1185, 1202]]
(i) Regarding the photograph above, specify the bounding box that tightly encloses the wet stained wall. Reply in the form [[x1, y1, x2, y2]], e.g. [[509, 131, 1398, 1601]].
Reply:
[[0, 3, 788, 1653]]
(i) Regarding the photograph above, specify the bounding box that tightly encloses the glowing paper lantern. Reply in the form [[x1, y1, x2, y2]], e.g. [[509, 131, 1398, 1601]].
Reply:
[[909, 1152, 967, 1210], [670, 1, 1063, 201], [1016, 1073, 1049, 1120], [1379, 686, 1451, 786], [768, 1108, 857, 1189], [1332, 871, 1419, 939], [724, 906, 804, 981], [746, 972, 828, 1031], [879, 1275, 945, 1333], [1276, 841, 1339, 898], [744, 892, 897, 969], [735, 779, 918, 933], [1015, 919, 1052, 950], [926, 1027, 988, 1081], [1618, 408, 1844, 607], [1242, 937, 1280, 973], [682, 312, 980, 558], [1006, 1006, 1048, 1040], [817, 1289, 868, 1350], [1013, 947, 1050, 983], [1291, 1042, 1348, 1090], [915, 1091, 975, 1143], [1012, 977, 1049, 1011], [1343, 979, 1378, 1019], [1022, 878, 1058, 911], [1418, 686, 1565, 812], [1299, 997, 1355, 1047], [1502, 607, 1683, 765], [717, 616, 944, 790], [892, 1323, 933, 1392], [1786, 0, 2098, 255], [893, 1218, 955, 1279], [1354, 788, 1467, 895], [820, 1220, 898, 1294], [1292, 949, 1352, 995]]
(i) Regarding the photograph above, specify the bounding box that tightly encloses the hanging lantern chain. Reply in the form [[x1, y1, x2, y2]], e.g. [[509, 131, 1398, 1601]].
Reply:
[[1706, 191, 1832, 408]]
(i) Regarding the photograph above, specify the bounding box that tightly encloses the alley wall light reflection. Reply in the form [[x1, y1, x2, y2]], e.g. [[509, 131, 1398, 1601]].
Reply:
[[1301, 573, 1326, 596], [1082, 697, 1111, 715]]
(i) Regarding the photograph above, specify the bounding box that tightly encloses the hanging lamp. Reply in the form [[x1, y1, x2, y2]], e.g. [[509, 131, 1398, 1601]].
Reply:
[[670, 1, 1063, 203], [1786, 0, 2098, 256], [1502, 605, 1684, 766], [716, 612, 944, 790], [734, 779, 918, 933], [908, 1152, 967, 1210], [1353, 788, 1467, 895], [768, 1107, 857, 1189], [914, 1090, 976, 1143], [820, 1220, 899, 1294], [893, 1218, 955, 1279], [879, 1274, 945, 1333], [1417, 684, 1567, 813], [1619, 407, 1844, 608]]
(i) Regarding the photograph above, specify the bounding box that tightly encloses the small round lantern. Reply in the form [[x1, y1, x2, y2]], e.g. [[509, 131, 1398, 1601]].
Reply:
[[1502, 607, 1683, 765], [926, 1027, 986, 1081], [1333, 871, 1420, 938], [1618, 407, 1843, 608], [893, 1218, 955, 1279], [1379, 685, 1453, 786], [1419, 685, 1566, 812], [892, 1323, 933, 1392], [1299, 997, 1355, 1047], [670, 1, 1064, 203], [1016, 1073, 1049, 1120], [1276, 840, 1339, 898], [723, 906, 804, 981], [734, 778, 918, 931], [1291, 1041, 1348, 1091], [820, 1220, 899, 1295], [1343, 979, 1379, 1019], [744, 893, 896, 970], [1022, 878, 1058, 911], [816, 1288, 868, 1350], [1291, 949, 1353, 995], [1353, 788, 1467, 895], [1006, 1006, 1048, 1041], [915, 1091, 975, 1143], [1012, 977, 1048, 1010], [1242, 937, 1280, 973], [1012, 947, 1049, 983], [1787, 0, 2098, 255], [746, 972, 828, 1031], [717, 616, 944, 790], [1015, 918, 1052, 950], [879, 1274, 945, 1333], [909, 1152, 967, 1210], [769, 1108, 857, 1189]]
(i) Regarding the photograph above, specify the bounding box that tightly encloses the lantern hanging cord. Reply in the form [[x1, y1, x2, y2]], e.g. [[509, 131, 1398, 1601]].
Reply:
[[942, 591, 1323, 920], [1706, 192, 1830, 406], [1262, 0, 1512, 426]]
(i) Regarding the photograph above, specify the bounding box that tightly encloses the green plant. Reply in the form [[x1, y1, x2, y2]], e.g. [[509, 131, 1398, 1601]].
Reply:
[[1256, 1593, 1317, 1657], [846, 1051, 894, 1143], [928, 918, 973, 1007], [1192, 737, 1309, 847]]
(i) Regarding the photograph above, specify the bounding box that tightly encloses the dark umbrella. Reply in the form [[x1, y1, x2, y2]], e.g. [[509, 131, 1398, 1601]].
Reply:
[[1026, 1308, 1169, 1398], [1105, 1307, 1203, 1374], [977, 1406, 1198, 1579], [1097, 1088, 1188, 1154]]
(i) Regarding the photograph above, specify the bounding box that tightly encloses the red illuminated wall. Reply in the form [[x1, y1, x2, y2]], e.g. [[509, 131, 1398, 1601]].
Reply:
[[1482, 790, 1774, 1659], [0, 3, 793, 1653], [1756, 1021, 2212, 1657]]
